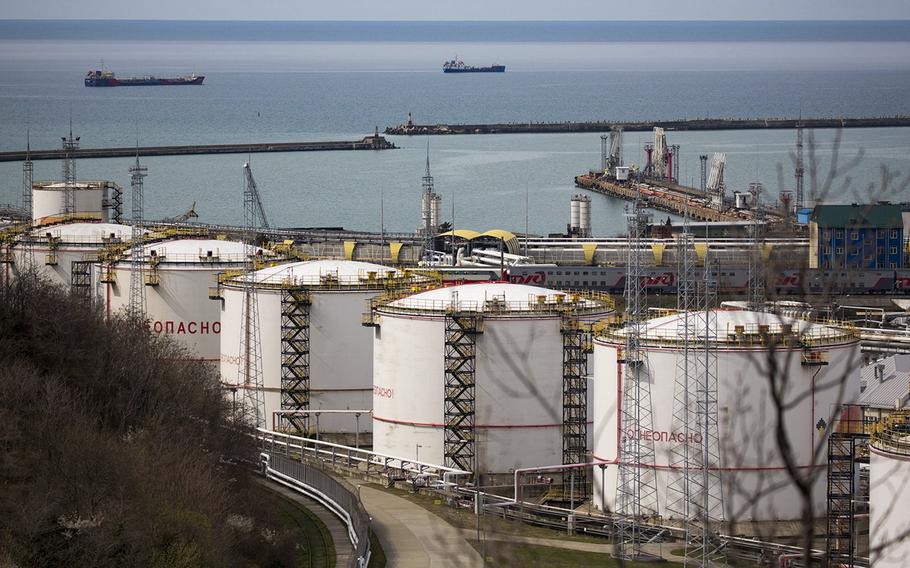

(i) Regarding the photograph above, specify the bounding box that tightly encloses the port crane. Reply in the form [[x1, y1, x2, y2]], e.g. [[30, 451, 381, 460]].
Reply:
[[242, 163, 270, 229], [164, 201, 199, 223]]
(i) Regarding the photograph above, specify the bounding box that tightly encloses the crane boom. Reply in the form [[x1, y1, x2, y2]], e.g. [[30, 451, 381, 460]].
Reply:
[[243, 162, 270, 229]]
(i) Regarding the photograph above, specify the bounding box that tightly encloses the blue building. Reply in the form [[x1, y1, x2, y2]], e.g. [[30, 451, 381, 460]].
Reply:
[[810, 204, 904, 269]]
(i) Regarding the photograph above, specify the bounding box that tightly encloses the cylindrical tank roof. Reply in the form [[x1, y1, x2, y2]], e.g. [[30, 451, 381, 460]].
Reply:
[[871, 412, 910, 457], [379, 282, 613, 316], [33, 180, 117, 190], [30, 222, 138, 243], [597, 309, 856, 349], [227, 258, 425, 290], [138, 239, 251, 262]]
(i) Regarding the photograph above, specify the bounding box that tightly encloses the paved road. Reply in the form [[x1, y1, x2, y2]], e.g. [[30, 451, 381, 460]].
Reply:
[[350, 482, 484, 568]]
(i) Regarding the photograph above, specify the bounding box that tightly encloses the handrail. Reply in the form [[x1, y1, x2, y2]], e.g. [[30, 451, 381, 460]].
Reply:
[[261, 452, 371, 567], [371, 288, 615, 317]]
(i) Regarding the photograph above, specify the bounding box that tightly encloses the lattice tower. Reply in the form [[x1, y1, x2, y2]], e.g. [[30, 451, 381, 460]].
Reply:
[[748, 183, 766, 312], [686, 243, 726, 567], [19, 132, 36, 275], [614, 189, 659, 560], [238, 164, 266, 428], [128, 152, 147, 318], [795, 120, 805, 212], [62, 123, 79, 217], [667, 204, 697, 521]]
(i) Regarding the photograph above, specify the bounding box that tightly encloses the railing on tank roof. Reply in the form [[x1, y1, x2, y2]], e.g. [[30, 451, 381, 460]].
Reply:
[[220, 267, 437, 291], [596, 317, 857, 348], [870, 411, 910, 456], [371, 289, 614, 317]]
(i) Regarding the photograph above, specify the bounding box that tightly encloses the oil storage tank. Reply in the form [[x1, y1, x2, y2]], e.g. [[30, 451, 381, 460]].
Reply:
[[220, 259, 432, 437], [592, 310, 860, 523], [12, 221, 139, 290], [369, 282, 614, 474], [95, 238, 257, 362], [32, 180, 123, 224], [870, 412, 910, 568]]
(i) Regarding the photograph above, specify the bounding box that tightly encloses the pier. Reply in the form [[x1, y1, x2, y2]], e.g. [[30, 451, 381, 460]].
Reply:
[[386, 115, 910, 136], [0, 134, 396, 162], [575, 172, 752, 223]]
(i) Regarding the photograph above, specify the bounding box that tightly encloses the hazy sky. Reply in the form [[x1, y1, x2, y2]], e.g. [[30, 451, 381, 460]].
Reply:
[[3, 0, 910, 21]]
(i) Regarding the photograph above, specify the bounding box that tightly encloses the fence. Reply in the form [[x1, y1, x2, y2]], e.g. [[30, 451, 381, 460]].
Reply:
[[262, 451, 371, 568]]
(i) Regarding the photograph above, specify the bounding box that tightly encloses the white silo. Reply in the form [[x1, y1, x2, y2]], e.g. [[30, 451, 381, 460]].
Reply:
[[592, 310, 859, 522], [13, 221, 138, 289], [220, 259, 432, 438], [370, 282, 614, 474], [95, 238, 256, 362], [870, 413, 910, 568], [32, 180, 123, 224], [570, 197, 581, 234]]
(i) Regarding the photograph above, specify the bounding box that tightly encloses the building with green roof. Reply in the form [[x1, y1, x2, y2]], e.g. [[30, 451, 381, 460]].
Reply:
[[809, 203, 904, 269]]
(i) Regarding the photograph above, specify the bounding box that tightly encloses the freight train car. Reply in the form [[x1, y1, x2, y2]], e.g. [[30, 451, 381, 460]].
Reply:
[[507, 264, 910, 295]]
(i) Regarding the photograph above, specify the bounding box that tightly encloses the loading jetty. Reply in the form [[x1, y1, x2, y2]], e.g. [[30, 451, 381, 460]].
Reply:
[[386, 115, 910, 136], [0, 134, 396, 162], [575, 172, 758, 223]]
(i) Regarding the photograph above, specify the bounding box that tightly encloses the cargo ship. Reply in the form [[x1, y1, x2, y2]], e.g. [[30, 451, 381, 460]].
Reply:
[[442, 58, 505, 73], [84, 69, 205, 87]]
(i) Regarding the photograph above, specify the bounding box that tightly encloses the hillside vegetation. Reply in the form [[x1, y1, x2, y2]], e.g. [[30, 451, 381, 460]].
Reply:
[[0, 276, 304, 567]]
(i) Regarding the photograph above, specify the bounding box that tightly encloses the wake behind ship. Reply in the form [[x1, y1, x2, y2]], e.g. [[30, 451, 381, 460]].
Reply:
[[443, 58, 505, 73], [85, 69, 205, 87]]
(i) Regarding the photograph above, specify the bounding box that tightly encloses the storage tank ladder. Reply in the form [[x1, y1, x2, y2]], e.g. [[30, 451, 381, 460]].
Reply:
[[103, 183, 124, 224], [614, 190, 660, 561], [826, 432, 868, 567], [561, 319, 590, 498], [280, 288, 311, 434], [443, 307, 481, 473], [70, 259, 93, 303]]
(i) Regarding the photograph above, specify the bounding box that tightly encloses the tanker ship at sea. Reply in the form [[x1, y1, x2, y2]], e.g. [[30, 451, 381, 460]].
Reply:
[[84, 69, 204, 87], [442, 58, 505, 73]]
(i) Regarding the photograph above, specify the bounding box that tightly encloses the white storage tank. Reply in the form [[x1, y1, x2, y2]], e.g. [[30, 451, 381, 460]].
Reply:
[[870, 413, 910, 568], [592, 310, 859, 522], [32, 180, 122, 224], [95, 238, 256, 362], [13, 222, 138, 289], [221, 259, 432, 437], [370, 282, 614, 474]]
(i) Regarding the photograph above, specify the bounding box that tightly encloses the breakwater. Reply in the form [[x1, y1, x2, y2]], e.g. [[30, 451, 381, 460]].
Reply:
[[386, 116, 910, 136], [0, 135, 396, 162]]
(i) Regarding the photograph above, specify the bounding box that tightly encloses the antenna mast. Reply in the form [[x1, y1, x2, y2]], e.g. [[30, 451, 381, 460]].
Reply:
[[614, 188, 659, 561], [128, 149, 148, 318], [238, 162, 266, 427]]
